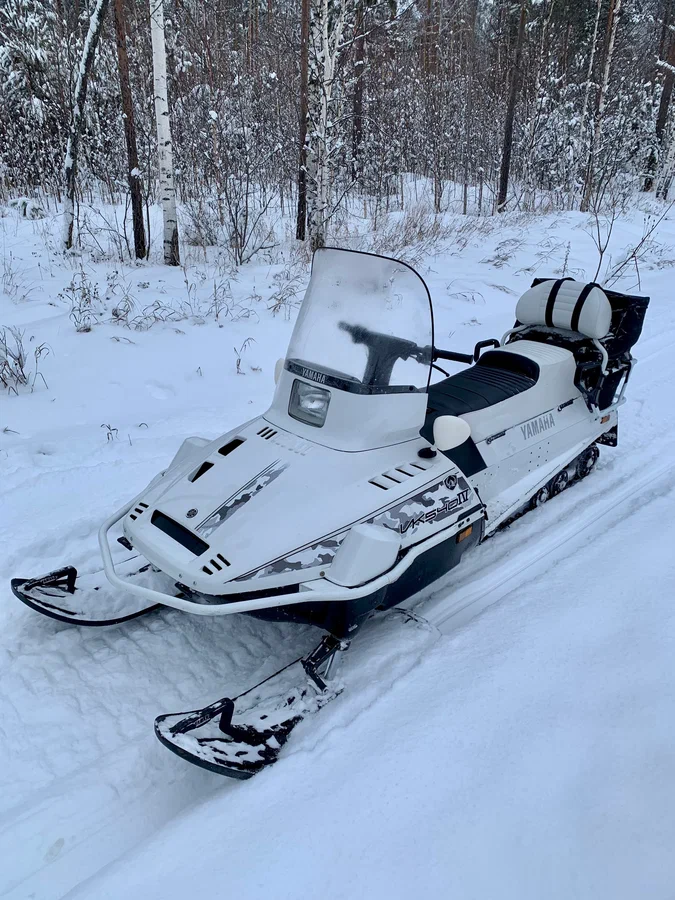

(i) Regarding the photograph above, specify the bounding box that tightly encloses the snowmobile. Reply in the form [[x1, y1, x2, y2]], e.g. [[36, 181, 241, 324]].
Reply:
[[11, 249, 649, 779]]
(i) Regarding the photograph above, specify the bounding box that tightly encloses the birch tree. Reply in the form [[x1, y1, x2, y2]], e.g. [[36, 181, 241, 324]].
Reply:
[[657, 120, 675, 199], [62, 0, 110, 251], [296, 0, 310, 240], [149, 0, 179, 265], [306, 0, 353, 251], [581, 0, 623, 212]]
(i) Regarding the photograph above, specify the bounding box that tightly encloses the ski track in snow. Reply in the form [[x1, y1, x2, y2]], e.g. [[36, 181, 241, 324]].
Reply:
[[71, 479, 675, 900], [1, 207, 675, 898]]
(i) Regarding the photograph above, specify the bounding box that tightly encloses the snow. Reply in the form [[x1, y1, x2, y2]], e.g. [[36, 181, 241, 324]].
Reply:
[[70, 486, 675, 900], [2, 198, 675, 899]]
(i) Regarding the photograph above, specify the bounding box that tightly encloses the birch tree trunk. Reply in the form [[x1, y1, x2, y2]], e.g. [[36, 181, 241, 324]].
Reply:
[[579, 0, 603, 145], [306, 0, 348, 252], [296, 0, 310, 240], [62, 0, 110, 251], [462, 0, 478, 215], [580, 0, 623, 212], [114, 0, 146, 259], [150, 0, 180, 265], [497, 0, 527, 213]]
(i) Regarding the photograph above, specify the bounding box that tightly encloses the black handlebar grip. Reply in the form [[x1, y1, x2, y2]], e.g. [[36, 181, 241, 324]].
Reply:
[[433, 348, 474, 365]]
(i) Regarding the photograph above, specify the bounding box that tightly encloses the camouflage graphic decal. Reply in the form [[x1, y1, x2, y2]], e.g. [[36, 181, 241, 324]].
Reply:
[[235, 535, 346, 582], [236, 475, 476, 582], [196, 460, 288, 539], [369, 476, 472, 537]]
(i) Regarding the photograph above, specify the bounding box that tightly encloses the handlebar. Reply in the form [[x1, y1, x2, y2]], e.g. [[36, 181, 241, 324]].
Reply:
[[339, 320, 496, 386], [338, 322, 430, 385]]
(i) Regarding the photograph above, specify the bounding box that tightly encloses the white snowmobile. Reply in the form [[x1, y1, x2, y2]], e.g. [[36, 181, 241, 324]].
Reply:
[[12, 249, 649, 778]]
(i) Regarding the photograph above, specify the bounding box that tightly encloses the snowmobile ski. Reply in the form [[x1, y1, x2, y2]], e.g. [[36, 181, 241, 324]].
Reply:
[[155, 636, 345, 779], [11, 555, 162, 625]]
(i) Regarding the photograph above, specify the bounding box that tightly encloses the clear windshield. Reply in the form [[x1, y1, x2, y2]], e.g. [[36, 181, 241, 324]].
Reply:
[[286, 249, 433, 392]]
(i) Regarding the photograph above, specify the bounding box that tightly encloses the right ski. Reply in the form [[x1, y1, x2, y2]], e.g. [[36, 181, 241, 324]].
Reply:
[[155, 634, 347, 778], [11, 555, 164, 625]]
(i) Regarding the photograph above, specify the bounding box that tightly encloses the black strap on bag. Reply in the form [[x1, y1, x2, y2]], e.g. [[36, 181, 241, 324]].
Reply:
[[544, 278, 573, 327], [570, 282, 600, 333]]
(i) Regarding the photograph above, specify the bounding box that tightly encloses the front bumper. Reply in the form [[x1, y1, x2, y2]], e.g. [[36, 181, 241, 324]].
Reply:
[[100, 498, 484, 617]]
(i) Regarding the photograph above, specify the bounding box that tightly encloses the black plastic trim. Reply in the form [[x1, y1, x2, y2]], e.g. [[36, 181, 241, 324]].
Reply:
[[218, 438, 244, 456], [442, 438, 487, 476], [285, 359, 419, 395], [189, 461, 214, 482], [151, 511, 209, 557]]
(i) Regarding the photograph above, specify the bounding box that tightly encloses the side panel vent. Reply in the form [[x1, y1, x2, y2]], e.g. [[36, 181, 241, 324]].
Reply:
[[257, 426, 278, 440], [189, 461, 214, 483], [368, 458, 433, 490], [218, 438, 244, 457], [203, 553, 231, 575], [129, 501, 149, 521]]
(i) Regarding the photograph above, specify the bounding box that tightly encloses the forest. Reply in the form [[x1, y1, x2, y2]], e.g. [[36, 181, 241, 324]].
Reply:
[[1, 0, 674, 264]]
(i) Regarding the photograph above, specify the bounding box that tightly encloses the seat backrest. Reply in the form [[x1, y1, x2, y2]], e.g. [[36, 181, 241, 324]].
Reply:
[[516, 279, 612, 340]]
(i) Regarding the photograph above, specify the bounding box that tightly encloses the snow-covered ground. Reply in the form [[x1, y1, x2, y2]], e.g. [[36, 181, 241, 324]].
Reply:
[[1, 200, 675, 899]]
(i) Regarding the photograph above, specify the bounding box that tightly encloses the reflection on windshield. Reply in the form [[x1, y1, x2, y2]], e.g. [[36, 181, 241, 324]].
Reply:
[[286, 249, 433, 392]]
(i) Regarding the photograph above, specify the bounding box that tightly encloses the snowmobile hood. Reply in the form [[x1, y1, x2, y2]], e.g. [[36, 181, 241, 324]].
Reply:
[[122, 250, 462, 594], [123, 417, 453, 596]]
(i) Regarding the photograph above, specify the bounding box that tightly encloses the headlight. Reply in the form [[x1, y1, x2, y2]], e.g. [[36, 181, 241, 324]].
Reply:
[[288, 379, 331, 427]]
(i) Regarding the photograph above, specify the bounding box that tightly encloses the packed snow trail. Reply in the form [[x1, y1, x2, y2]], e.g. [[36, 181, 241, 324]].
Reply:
[[2, 322, 674, 900], [69, 467, 675, 900], [2, 207, 675, 899]]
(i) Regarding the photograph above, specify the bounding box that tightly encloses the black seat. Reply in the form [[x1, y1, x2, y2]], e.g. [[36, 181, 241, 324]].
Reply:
[[424, 350, 539, 422]]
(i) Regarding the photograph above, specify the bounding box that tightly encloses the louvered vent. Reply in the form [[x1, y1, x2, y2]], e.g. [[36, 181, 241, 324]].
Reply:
[[129, 502, 149, 521], [218, 438, 244, 457], [257, 425, 278, 440], [368, 459, 433, 490], [189, 461, 214, 483], [202, 553, 231, 575]]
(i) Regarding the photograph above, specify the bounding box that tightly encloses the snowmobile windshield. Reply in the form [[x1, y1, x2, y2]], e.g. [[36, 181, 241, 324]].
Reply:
[[285, 248, 434, 393]]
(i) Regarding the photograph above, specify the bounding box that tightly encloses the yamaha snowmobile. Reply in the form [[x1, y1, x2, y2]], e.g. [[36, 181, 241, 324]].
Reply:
[[11, 249, 649, 779]]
